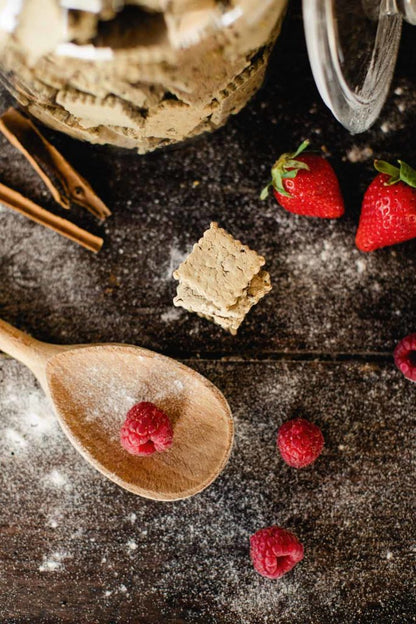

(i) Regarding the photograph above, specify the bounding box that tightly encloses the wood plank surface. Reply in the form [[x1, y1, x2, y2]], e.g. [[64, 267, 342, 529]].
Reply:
[[0, 2, 415, 623], [0, 10, 415, 357], [0, 358, 415, 623]]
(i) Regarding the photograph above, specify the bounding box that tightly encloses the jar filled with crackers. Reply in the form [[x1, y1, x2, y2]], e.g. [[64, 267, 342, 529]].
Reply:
[[0, 0, 287, 153]]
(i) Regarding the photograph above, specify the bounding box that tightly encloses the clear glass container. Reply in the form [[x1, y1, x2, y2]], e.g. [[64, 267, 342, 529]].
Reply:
[[303, 0, 416, 133], [0, 0, 287, 153], [1, 0, 410, 147]]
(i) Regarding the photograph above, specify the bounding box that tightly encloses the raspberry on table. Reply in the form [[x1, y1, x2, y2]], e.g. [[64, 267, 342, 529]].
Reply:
[[277, 418, 324, 468], [250, 526, 304, 579], [120, 402, 173, 456], [394, 333, 416, 382]]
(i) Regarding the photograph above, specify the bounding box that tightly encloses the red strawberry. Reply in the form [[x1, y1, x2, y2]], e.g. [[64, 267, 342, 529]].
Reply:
[[260, 140, 344, 218], [356, 159, 416, 252]]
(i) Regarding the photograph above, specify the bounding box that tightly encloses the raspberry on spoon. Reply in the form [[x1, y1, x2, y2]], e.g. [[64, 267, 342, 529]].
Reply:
[[120, 401, 173, 456]]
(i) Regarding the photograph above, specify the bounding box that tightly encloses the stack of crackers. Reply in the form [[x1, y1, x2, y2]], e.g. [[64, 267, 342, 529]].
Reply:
[[173, 222, 272, 335]]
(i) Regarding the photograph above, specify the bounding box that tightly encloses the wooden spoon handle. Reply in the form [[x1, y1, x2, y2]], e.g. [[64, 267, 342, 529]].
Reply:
[[0, 318, 64, 384]]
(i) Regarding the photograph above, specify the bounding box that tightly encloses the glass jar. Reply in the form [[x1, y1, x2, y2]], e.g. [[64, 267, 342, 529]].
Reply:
[[0, 0, 287, 153], [303, 0, 416, 133]]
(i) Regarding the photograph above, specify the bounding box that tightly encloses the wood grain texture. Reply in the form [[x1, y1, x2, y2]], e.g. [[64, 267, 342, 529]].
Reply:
[[0, 319, 233, 500], [0, 358, 415, 623], [0, 1, 416, 622], [3, 47, 416, 353], [47, 345, 233, 500]]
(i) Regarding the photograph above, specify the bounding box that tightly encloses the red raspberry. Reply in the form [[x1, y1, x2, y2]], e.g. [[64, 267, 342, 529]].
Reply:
[[394, 333, 416, 382], [277, 418, 324, 468], [120, 402, 173, 456], [250, 526, 304, 579]]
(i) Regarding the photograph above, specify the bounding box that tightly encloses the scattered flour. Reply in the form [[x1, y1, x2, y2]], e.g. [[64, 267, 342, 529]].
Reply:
[[355, 259, 366, 274], [45, 508, 64, 529], [0, 354, 414, 622], [39, 551, 71, 572], [164, 244, 189, 281], [44, 469, 70, 489], [284, 236, 363, 285], [161, 307, 183, 323], [380, 121, 394, 133], [52, 349, 186, 448], [1, 384, 56, 443], [127, 540, 138, 551], [346, 145, 373, 163], [5, 428, 28, 448]]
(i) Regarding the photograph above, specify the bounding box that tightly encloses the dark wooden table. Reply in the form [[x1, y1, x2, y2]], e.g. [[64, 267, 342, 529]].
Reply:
[[1, 4, 415, 623]]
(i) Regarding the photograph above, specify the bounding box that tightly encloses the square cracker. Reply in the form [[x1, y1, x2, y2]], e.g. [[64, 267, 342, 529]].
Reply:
[[197, 311, 241, 336], [173, 222, 265, 311], [174, 270, 272, 320], [178, 271, 272, 335]]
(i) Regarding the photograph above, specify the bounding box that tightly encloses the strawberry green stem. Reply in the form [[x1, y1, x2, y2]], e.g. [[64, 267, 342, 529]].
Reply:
[[374, 159, 416, 188], [260, 139, 311, 200], [291, 139, 310, 159]]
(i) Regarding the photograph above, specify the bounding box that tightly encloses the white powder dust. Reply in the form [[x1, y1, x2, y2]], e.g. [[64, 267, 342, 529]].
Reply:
[[1, 383, 56, 446], [1, 356, 414, 623], [161, 307, 183, 323], [127, 540, 138, 551], [346, 145, 373, 163], [164, 244, 189, 281], [381, 121, 394, 133], [5, 428, 28, 448], [44, 469, 70, 489], [58, 352, 186, 445], [39, 551, 71, 572]]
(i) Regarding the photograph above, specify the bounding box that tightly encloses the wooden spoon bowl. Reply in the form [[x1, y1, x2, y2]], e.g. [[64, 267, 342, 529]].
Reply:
[[0, 320, 234, 501]]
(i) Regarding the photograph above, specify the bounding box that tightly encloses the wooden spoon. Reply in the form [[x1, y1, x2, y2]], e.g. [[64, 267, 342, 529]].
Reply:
[[0, 319, 234, 501]]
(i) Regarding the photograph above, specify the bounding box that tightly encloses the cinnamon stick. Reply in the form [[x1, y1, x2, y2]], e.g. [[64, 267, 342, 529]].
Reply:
[[0, 182, 103, 253], [0, 108, 111, 220]]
